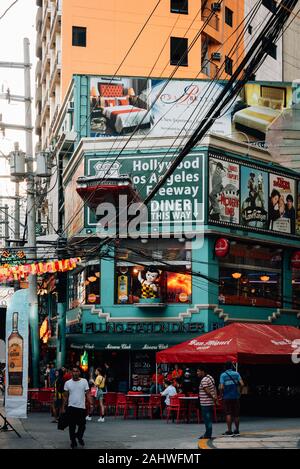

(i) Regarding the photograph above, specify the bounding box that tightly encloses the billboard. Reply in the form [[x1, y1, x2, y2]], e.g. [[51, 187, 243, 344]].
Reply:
[[86, 152, 204, 231], [88, 76, 292, 147], [269, 174, 296, 234], [208, 157, 239, 224], [208, 152, 300, 237], [5, 289, 29, 419], [240, 167, 268, 229]]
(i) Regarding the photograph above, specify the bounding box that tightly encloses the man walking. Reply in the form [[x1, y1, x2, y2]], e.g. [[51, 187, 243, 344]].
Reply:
[[63, 366, 89, 448], [197, 366, 218, 440], [219, 361, 244, 436]]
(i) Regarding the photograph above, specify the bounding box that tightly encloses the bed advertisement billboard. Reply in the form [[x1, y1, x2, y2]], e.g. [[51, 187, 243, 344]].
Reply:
[[208, 153, 300, 237], [89, 76, 292, 146]]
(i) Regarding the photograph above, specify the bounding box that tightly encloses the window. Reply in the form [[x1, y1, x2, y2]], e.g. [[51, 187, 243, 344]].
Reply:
[[225, 7, 233, 27], [115, 239, 192, 304], [219, 242, 282, 308], [266, 41, 277, 60], [72, 26, 86, 47], [225, 56, 233, 75], [170, 37, 188, 66], [262, 0, 277, 13], [68, 263, 100, 309], [171, 0, 188, 14], [292, 266, 300, 309]]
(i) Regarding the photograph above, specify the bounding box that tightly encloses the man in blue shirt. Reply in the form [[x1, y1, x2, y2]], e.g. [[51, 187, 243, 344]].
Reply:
[[219, 361, 244, 436]]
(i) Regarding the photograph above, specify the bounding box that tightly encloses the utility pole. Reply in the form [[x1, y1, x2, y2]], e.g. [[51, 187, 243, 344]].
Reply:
[[0, 205, 9, 246], [0, 38, 39, 386], [24, 38, 39, 387]]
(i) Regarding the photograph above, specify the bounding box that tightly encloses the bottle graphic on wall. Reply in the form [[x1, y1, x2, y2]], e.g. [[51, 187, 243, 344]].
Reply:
[[7, 312, 23, 396]]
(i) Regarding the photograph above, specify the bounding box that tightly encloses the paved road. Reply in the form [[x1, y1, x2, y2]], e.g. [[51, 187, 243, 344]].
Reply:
[[1, 404, 300, 449]]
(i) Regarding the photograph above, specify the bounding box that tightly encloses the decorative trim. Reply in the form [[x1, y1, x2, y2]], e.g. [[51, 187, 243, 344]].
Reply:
[[214, 306, 300, 324], [77, 303, 219, 323], [268, 308, 300, 322]]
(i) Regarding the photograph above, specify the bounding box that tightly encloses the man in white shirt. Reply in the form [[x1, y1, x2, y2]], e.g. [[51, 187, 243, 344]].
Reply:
[[63, 366, 89, 449], [161, 380, 177, 406]]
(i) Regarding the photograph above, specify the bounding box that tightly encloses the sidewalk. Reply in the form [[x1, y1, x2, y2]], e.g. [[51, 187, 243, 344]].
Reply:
[[1, 404, 300, 449]]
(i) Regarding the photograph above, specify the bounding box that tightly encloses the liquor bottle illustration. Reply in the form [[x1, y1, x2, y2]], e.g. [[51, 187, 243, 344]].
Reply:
[[7, 312, 23, 396]]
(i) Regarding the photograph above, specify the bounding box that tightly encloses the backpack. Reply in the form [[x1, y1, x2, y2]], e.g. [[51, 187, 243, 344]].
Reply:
[[97, 376, 106, 389]]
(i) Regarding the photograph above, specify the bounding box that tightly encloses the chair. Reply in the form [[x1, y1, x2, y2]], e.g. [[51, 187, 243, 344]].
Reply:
[[36, 390, 54, 412], [144, 394, 163, 419], [124, 395, 140, 419], [166, 396, 187, 423], [115, 393, 127, 418], [186, 394, 201, 423], [104, 392, 117, 415]]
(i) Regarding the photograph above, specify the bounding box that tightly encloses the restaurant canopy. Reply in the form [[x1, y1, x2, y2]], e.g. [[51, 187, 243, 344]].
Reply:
[[156, 323, 300, 364]]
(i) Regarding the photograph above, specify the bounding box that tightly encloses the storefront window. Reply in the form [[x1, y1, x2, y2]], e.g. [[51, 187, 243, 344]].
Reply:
[[115, 239, 192, 304], [219, 243, 282, 307], [292, 268, 300, 309], [68, 263, 100, 309]]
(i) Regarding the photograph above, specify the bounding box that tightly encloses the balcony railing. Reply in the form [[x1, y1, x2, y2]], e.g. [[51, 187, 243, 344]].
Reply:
[[49, 51, 61, 94], [202, 8, 220, 31], [201, 60, 219, 80], [50, 0, 62, 46], [49, 105, 60, 134]]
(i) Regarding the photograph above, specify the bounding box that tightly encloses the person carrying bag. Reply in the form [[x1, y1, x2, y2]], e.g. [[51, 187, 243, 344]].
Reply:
[[95, 368, 106, 422]]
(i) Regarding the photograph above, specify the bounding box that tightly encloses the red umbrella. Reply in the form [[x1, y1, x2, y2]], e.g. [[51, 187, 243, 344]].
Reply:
[[156, 323, 300, 365]]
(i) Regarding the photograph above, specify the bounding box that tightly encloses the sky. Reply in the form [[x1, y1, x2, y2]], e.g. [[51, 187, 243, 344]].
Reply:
[[0, 0, 36, 194]]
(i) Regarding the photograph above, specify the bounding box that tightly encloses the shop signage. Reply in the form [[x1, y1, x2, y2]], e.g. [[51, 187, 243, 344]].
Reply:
[[291, 251, 300, 268], [215, 238, 230, 257], [209, 152, 300, 237], [86, 153, 204, 231], [84, 321, 205, 334], [70, 343, 172, 351], [5, 289, 29, 419], [0, 250, 26, 266]]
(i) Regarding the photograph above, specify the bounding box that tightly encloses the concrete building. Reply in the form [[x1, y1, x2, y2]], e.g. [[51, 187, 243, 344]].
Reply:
[[35, 1, 300, 382]]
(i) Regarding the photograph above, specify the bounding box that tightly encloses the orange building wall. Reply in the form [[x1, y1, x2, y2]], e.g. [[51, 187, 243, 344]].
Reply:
[[61, 0, 244, 100]]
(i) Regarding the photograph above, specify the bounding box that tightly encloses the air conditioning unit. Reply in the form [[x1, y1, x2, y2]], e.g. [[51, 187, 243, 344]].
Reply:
[[211, 2, 221, 11], [68, 101, 74, 112], [211, 52, 222, 61]]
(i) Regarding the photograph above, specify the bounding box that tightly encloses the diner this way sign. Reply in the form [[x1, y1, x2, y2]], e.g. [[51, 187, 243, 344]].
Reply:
[[87, 152, 204, 232]]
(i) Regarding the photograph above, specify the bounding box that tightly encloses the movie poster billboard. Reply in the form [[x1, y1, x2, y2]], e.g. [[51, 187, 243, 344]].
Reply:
[[297, 181, 300, 236], [5, 289, 29, 419], [240, 167, 268, 229], [208, 158, 240, 224], [269, 174, 296, 234]]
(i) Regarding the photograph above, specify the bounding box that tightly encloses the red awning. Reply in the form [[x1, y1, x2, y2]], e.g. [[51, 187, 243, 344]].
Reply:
[[156, 323, 300, 364]]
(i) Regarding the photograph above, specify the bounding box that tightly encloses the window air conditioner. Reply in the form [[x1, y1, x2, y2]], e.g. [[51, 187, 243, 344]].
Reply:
[[211, 3, 221, 12], [211, 52, 221, 61]]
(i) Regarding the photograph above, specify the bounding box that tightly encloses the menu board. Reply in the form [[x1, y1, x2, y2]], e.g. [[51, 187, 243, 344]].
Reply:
[[131, 351, 153, 392]]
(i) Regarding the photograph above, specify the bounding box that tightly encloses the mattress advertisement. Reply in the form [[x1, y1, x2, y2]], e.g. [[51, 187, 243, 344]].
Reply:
[[88, 76, 292, 146], [269, 174, 296, 234], [208, 157, 240, 224], [89, 76, 233, 138], [232, 83, 293, 147], [240, 167, 268, 229]]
